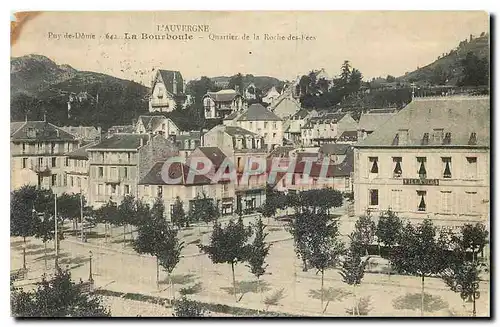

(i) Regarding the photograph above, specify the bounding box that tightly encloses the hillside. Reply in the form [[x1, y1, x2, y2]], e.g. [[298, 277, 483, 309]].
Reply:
[[11, 54, 77, 96], [398, 33, 489, 86], [11, 54, 149, 129]]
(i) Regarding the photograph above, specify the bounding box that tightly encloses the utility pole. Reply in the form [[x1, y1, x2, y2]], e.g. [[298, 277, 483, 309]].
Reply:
[[54, 194, 59, 270], [80, 191, 85, 242]]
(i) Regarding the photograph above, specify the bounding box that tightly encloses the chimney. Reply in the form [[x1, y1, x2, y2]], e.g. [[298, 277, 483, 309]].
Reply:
[[173, 72, 177, 95]]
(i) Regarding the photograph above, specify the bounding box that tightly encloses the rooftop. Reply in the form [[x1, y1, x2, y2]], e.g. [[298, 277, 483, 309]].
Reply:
[[357, 96, 490, 148], [88, 134, 150, 151], [357, 111, 396, 132], [206, 89, 240, 102], [11, 121, 77, 142], [319, 143, 352, 156], [237, 103, 282, 122]]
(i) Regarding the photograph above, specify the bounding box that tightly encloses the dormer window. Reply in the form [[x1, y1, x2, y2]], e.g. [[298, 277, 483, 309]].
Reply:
[[27, 128, 36, 138], [369, 157, 378, 174], [442, 157, 452, 179], [432, 129, 444, 143], [421, 133, 429, 145], [443, 132, 452, 145], [393, 157, 402, 178], [392, 133, 399, 146], [468, 132, 477, 145], [417, 157, 427, 179], [398, 129, 409, 144]]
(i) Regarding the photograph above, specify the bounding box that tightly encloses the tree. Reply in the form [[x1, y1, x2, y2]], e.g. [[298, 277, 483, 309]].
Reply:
[[198, 216, 253, 301], [228, 73, 244, 93], [352, 215, 376, 256], [454, 223, 489, 262], [133, 197, 168, 288], [11, 268, 110, 317], [93, 200, 118, 243], [375, 209, 403, 274], [117, 195, 136, 246], [172, 296, 206, 317], [56, 193, 82, 236], [34, 212, 55, 270], [339, 234, 370, 315], [246, 217, 271, 305], [458, 52, 489, 86], [391, 220, 448, 316], [11, 185, 51, 270], [306, 211, 344, 311], [171, 196, 187, 229], [386, 75, 396, 83], [188, 193, 220, 227], [157, 224, 185, 301]]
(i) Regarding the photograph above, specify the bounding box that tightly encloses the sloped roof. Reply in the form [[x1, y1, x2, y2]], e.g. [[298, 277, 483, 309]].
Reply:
[[268, 146, 295, 158], [237, 103, 282, 121], [294, 147, 353, 177], [303, 113, 347, 128], [157, 70, 184, 95], [195, 147, 227, 168], [88, 134, 150, 150], [65, 142, 96, 160], [139, 161, 214, 186], [357, 96, 490, 147], [206, 89, 240, 102], [138, 115, 178, 132], [357, 112, 396, 132], [319, 143, 352, 156], [223, 111, 241, 121], [108, 125, 135, 134], [11, 121, 76, 141], [291, 108, 310, 119], [224, 126, 258, 137]]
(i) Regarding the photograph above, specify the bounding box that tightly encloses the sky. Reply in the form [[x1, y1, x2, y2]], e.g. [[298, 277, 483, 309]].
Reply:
[[11, 11, 489, 85]]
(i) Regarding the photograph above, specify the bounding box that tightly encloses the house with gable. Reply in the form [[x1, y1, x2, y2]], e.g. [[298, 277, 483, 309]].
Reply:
[[149, 69, 187, 113], [135, 115, 180, 137], [203, 89, 245, 119]]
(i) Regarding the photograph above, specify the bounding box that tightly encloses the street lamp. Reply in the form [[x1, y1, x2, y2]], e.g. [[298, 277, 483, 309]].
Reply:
[[88, 250, 94, 284], [458, 281, 480, 317]]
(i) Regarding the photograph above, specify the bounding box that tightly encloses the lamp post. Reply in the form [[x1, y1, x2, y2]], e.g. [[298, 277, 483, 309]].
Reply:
[[88, 250, 94, 284]]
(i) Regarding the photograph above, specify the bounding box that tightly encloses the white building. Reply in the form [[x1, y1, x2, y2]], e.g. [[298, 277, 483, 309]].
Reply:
[[148, 69, 187, 113], [203, 89, 245, 119], [135, 115, 180, 137], [353, 95, 490, 228], [301, 112, 357, 147]]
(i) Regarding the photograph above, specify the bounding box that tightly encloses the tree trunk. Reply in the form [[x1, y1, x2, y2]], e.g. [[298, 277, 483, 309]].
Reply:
[[171, 272, 175, 301], [22, 236, 27, 270], [421, 275, 425, 316], [156, 257, 160, 289], [320, 270, 325, 312], [353, 284, 357, 316], [123, 224, 126, 247], [44, 241, 47, 271], [231, 262, 237, 302], [75, 218, 79, 234], [104, 223, 108, 243]]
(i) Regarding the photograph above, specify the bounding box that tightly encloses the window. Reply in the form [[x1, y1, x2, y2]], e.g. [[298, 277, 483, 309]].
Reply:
[[417, 157, 427, 179], [442, 157, 452, 178], [110, 184, 117, 194], [22, 143, 26, 154], [441, 191, 452, 214], [50, 142, 55, 154], [273, 133, 277, 138], [97, 184, 104, 195], [77, 177, 81, 188], [124, 184, 130, 194], [162, 123, 166, 130], [38, 157, 43, 167], [369, 189, 379, 206], [273, 122, 277, 129], [466, 157, 478, 179], [124, 167, 128, 179], [432, 129, 444, 143], [465, 192, 477, 214], [70, 176, 74, 187], [65, 157, 69, 167], [110, 167, 118, 179], [393, 157, 402, 178], [264, 122, 268, 128], [63, 174, 67, 187], [51, 157, 57, 168], [51, 174, 57, 186], [127, 153, 131, 163], [369, 157, 379, 174], [417, 191, 427, 212], [391, 189, 402, 211], [443, 132, 452, 145], [22, 158, 28, 169], [157, 186, 163, 197]]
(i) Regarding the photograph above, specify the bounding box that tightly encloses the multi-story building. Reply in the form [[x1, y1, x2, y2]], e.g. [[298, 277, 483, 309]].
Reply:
[[138, 146, 236, 220], [203, 125, 267, 212], [149, 69, 187, 113], [65, 142, 95, 197], [269, 96, 301, 120], [284, 109, 317, 145], [301, 112, 357, 147], [354, 95, 490, 227], [225, 103, 283, 150], [135, 115, 180, 137], [174, 131, 202, 159], [11, 120, 79, 194], [203, 89, 245, 119], [86, 133, 178, 207], [60, 126, 101, 142]]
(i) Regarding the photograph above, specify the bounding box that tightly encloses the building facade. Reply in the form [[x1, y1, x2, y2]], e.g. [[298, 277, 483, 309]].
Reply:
[[11, 120, 79, 194], [149, 69, 187, 113], [354, 96, 490, 227], [203, 89, 245, 119], [135, 115, 180, 137]]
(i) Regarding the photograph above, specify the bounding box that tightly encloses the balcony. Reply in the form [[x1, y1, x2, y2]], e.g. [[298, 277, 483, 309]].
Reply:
[[150, 98, 171, 108]]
